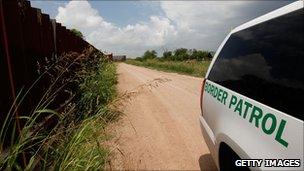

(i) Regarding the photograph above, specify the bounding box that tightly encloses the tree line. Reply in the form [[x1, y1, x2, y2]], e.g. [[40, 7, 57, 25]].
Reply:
[[136, 48, 214, 61]]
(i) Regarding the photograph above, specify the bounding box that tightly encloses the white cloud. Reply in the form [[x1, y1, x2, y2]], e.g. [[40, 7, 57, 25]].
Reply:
[[56, 1, 114, 33], [56, 1, 291, 57], [160, 1, 255, 50], [56, 1, 176, 57]]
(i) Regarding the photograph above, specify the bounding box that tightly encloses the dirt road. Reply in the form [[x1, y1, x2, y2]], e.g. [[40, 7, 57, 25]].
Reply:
[[112, 63, 217, 170]]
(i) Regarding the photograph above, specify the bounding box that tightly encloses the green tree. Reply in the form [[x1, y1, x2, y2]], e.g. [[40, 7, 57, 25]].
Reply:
[[71, 28, 84, 39], [174, 48, 189, 61], [135, 57, 143, 61], [190, 50, 208, 61], [207, 51, 214, 60], [163, 51, 172, 60], [188, 49, 197, 60], [142, 50, 157, 60]]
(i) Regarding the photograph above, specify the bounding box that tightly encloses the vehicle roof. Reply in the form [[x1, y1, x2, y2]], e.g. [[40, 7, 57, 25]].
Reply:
[[232, 1, 303, 34]]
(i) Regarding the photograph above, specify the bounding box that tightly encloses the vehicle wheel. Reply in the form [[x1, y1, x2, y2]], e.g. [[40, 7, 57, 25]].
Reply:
[[219, 143, 250, 171]]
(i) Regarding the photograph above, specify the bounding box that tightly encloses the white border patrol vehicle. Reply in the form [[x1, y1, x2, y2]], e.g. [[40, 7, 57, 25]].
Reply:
[[199, 1, 303, 170]]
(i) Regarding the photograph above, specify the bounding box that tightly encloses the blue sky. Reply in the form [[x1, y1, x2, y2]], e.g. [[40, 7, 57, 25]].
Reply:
[[31, 1, 164, 27], [30, 1, 294, 57]]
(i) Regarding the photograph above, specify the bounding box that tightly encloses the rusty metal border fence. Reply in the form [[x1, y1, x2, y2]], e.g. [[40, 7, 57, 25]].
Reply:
[[0, 0, 94, 137]]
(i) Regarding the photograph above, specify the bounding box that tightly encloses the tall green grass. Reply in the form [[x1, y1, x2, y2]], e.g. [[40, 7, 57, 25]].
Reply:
[[0, 49, 118, 171], [50, 60, 118, 171], [125, 59, 210, 77], [77, 60, 117, 119], [52, 113, 111, 171]]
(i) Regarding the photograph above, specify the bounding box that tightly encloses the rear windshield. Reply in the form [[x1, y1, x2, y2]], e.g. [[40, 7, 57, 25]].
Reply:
[[208, 9, 304, 120]]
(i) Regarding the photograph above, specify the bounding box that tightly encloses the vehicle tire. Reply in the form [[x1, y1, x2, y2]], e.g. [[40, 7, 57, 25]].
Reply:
[[219, 143, 250, 171]]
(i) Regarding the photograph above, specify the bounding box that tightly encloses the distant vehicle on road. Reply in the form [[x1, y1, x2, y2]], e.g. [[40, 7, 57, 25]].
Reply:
[[200, 1, 303, 170]]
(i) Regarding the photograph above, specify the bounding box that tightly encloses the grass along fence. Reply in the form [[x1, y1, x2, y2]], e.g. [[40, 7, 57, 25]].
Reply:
[[0, 0, 93, 139], [0, 48, 119, 170]]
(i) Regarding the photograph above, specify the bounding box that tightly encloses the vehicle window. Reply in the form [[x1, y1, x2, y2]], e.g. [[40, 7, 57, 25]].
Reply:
[[208, 9, 304, 120]]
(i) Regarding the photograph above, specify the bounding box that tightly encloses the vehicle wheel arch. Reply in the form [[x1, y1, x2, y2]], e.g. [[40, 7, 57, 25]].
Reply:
[[216, 133, 251, 165]]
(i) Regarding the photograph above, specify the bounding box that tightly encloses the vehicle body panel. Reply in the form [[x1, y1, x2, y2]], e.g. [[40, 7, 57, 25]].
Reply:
[[200, 1, 304, 170], [201, 80, 304, 170]]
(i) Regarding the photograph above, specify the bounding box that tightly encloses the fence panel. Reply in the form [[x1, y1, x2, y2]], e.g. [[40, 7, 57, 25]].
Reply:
[[0, 0, 97, 145]]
